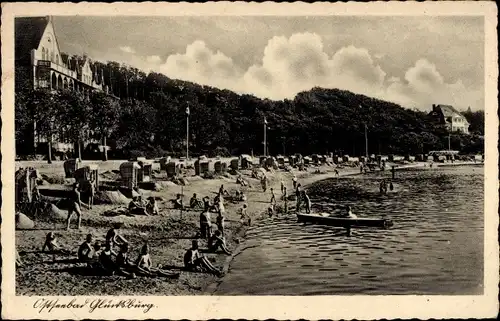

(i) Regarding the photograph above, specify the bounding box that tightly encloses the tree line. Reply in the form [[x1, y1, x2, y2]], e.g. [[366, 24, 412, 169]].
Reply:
[[15, 57, 485, 162]]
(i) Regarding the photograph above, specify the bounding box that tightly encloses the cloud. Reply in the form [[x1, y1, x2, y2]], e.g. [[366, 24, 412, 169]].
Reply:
[[130, 33, 482, 111], [119, 46, 135, 54], [385, 59, 483, 110], [159, 40, 243, 90], [146, 55, 162, 64], [242, 33, 386, 100]]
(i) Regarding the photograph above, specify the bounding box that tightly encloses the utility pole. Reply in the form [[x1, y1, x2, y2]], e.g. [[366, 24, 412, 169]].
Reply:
[[365, 123, 369, 158], [186, 105, 190, 161], [264, 117, 267, 157]]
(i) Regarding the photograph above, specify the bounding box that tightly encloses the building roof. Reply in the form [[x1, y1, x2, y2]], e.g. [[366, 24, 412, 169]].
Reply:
[[15, 17, 49, 63], [435, 104, 469, 123]]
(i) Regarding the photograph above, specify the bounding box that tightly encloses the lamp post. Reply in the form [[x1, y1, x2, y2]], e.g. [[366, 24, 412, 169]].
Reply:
[[263, 117, 267, 157], [365, 123, 369, 158], [186, 105, 190, 161]]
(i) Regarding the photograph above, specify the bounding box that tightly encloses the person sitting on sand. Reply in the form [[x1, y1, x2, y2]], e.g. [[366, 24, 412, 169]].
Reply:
[[236, 175, 248, 187], [304, 191, 312, 214], [202, 196, 212, 211], [334, 169, 339, 177], [98, 242, 120, 275], [128, 196, 147, 215], [173, 194, 184, 210], [105, 226, 128, 251], [190, 193, 202, 208], [78, 234, 95, 263], [235, 190, 247, 202], [208, 230, 231, 255], [200, 210, 212, 239], [42, 232, 72, 255], [219, 184, 229, 197], [184, 240, 223, 277], [239, 203, 251, 226], [135, 243, 179, 278], [66, 182, 89, 230], [146, 197, 159, 215]]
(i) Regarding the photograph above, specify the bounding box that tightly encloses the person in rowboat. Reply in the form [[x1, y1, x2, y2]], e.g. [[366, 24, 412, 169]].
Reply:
[[341, 205, 357, 219]]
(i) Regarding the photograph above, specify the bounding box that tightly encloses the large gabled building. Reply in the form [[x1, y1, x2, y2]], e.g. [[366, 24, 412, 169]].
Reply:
[[15, 16, 108, 94], [15, 16, 112, 156], [428, 104, 470, 134]]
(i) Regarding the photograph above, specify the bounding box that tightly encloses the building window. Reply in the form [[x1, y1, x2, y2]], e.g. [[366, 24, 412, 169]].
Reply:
[[56, 54, 59, 64], [50, 51, 54, 62]]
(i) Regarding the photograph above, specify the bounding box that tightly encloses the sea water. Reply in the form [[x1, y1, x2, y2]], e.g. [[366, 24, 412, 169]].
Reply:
[[216, 166, 484, 295]]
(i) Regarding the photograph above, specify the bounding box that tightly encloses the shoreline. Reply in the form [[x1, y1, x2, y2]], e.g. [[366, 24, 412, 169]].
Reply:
[[204, 167, 363, 295]]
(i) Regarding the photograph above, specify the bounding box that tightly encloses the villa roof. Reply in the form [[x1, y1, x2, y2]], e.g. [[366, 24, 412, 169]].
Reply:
[[435, 104, 469, 123]]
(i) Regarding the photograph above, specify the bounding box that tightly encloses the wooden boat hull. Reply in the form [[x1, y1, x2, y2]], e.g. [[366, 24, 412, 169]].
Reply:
[[297, 213, 393, 229]]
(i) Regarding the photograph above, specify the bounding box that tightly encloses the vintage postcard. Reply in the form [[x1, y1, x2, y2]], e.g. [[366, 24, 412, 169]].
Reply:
[[1, 1, 498, 320]]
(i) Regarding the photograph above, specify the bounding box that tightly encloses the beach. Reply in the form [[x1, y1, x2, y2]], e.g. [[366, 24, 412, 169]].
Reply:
[[15, 159, 360, 295]]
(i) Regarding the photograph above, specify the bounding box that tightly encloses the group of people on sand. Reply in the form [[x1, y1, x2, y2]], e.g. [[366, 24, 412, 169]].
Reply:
[[128, 195, 159, 215], [39, 223, 227, 278]]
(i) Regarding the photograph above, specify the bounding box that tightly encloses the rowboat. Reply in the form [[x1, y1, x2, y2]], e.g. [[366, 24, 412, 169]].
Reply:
[[296, 213, 393, 229]]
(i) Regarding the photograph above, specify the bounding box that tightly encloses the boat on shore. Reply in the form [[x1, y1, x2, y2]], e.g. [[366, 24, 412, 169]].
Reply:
[[296, 212, 393, 229]]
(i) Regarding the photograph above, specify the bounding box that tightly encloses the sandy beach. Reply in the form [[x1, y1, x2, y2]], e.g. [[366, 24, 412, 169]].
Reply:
[[15, 159, 361, 295]]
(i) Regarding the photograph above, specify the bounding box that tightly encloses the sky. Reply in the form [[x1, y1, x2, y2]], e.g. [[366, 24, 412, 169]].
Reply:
[[53, 16, 485, 111]]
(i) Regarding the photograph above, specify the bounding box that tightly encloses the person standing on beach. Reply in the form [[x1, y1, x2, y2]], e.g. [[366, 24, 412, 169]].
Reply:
[[280, 180, 285, 194], [216, 199, 225, 236], [240, 203, 251, 226], [199, 210, 211, 239], [270, 187, 276, 204], [295, 184, 302, 212], [261, 176, 268, 192], [292, 175, 298, 189], [66, 182, 88, 230], [304, 191, 312, 214], [283, 187, 288, 213]]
